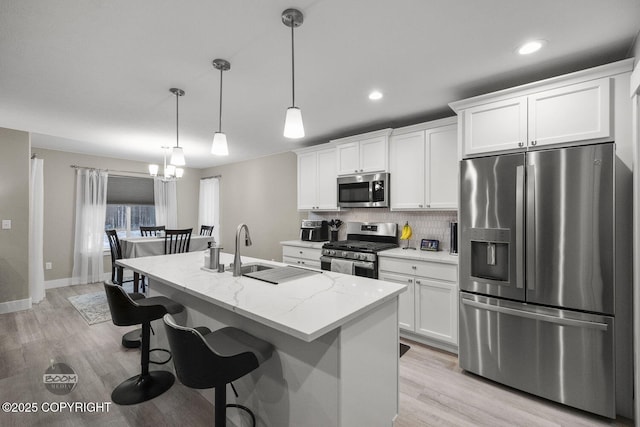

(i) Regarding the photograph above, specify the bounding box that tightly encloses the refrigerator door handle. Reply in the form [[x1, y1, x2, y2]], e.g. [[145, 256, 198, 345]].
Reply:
[[460, 298, 609, 331], [515, 165, 524, 289], [526, 164, 536, 290]]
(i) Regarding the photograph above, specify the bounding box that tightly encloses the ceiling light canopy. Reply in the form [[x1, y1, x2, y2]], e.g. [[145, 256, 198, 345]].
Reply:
[[169, 88, 186, 166], [518, 40, 545, 55], [211, 59, 231, 156], [282, 8, 305, 139]]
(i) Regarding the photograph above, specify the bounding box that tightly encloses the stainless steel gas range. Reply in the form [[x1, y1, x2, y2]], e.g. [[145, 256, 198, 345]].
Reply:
[[320, 222, 398, 279]]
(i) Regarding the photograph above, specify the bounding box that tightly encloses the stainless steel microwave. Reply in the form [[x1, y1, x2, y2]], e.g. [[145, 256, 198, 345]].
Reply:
[[337, 173, 389, 208]]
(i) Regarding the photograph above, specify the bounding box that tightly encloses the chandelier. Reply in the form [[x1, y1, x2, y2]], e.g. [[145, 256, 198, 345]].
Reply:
[[149, 146, 183, 180]]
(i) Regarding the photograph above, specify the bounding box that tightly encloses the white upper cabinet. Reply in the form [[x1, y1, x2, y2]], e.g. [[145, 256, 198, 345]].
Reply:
[[389, 131, 425, 209], [451, 67, 617, 158], [296, 147, 338, 211], [528, 78, 610, 148], [390, 119, 458, 210], [463, 97, 528, 156], [336, 142, 359, 175], [426, 125, 458, 209], [334, 129, 392, 175], [297, 151, 318, 210]]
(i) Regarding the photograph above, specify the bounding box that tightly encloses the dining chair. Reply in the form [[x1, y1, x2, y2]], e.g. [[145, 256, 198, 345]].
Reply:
[[107, 229, 149, 295], [140, 225, 166, 237], [164, 228, 193, 254], [199, 225, 214, 236], [106, 230, 132, 286]]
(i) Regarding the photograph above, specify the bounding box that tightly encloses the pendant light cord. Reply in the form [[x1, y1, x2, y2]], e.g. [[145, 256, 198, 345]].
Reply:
[[175, 92, 180, 148], [291, 23, 296, 107], [218, 68, 223, 133]]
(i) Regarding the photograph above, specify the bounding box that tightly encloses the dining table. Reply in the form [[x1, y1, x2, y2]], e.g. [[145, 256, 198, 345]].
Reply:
[[120, 234, 215, 291]]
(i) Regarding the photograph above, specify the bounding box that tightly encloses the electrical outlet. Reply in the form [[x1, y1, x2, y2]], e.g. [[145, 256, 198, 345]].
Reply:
[[1, 220, 11, 229], [45, 262, 52, 270]]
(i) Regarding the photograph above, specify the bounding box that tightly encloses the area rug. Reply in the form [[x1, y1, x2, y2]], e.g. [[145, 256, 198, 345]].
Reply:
[[400, 343, 410, 358], [67, 283, 135, 325]]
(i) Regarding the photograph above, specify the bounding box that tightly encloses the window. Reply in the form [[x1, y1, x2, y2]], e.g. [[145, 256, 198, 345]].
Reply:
[[104, 176, 155, 248]]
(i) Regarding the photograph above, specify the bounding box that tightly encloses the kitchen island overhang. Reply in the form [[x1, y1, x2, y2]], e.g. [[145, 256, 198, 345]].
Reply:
[[116, 251, 406, 426]]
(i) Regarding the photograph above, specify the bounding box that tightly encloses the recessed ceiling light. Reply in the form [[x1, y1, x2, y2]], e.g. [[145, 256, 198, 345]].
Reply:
[[368, 90, 383, 101], [518, 40, 545, 55]]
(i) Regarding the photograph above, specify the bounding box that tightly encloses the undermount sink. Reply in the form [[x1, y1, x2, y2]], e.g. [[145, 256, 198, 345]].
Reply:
[[227, 262, 275, 275], [230, 263, 320, 284]]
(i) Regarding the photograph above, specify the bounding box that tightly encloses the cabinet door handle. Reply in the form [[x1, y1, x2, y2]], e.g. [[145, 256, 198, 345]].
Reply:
[[418, 204, 423, 208], [416, 280, 421, 285], [407, 278, 412, 283], [354, 169, 358, 173], [518, 142, 524, 147], [412, 265, 417, 270], [531, 140, 537, 146]]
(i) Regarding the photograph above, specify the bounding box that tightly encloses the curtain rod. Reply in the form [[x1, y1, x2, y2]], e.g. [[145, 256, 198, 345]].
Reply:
[[70, 165, 150, 176], [201, 174, 222, 180]]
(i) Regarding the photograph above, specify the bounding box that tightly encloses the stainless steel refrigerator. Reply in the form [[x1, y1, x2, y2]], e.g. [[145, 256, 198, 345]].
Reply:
[[458, 142, 633, 419]]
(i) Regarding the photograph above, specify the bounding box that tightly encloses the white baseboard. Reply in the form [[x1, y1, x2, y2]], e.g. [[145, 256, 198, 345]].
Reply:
[[0, 297, 32, 314], [45, 277, 72, 289], [45, 273, 119, 289]]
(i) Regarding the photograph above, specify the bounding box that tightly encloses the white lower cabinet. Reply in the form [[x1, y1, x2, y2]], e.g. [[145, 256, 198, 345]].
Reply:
[[415, 277, 457, 345], [379, 257, 458, 350], [282, 245, 322, 269], [378, 272, 415, 331]]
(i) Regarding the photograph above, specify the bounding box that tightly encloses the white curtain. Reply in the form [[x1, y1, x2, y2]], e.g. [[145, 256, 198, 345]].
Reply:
[[154, 178, 178, 228], [198, 177, 220, 243], [29, 158, 45, 303], [71, 168, 108, 285]]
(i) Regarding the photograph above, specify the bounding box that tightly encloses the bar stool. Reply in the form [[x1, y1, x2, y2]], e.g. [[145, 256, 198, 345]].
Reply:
[[163, 314, 274, 426], [104, 281, 185, 405]]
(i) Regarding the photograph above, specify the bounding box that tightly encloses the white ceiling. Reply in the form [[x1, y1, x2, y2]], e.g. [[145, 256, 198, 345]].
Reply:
[[1, 0, 639, 169]]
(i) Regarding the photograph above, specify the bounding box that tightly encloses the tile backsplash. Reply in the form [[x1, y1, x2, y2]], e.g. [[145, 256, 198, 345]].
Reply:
[[309, 209, 458, 251]]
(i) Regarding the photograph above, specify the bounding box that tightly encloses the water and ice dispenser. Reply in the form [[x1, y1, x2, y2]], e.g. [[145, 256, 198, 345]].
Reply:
[[467, 228, 511, 283]]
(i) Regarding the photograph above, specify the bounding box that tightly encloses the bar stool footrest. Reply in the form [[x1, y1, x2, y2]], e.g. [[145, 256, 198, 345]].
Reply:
[[149, 348, 172, 365], [226, 403, 256, 427]]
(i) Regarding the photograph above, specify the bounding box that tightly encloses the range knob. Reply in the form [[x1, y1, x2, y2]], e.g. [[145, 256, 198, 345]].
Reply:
[[358, 254, 366, 260]]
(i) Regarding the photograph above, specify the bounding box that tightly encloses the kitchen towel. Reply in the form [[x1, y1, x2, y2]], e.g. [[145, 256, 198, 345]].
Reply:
[[331, 258, 355, 275]]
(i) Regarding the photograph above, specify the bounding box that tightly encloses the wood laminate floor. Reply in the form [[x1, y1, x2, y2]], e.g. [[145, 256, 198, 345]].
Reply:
[[0, 283, 633, 426]]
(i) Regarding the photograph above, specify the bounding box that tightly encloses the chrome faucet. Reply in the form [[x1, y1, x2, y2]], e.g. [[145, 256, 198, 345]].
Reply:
[[233, 223, 252, 277]]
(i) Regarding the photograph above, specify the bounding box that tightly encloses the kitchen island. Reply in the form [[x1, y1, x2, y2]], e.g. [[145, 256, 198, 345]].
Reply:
[[117, 251, 406, 426]]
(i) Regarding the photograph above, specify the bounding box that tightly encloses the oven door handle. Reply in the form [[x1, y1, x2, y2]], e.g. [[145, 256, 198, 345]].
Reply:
[[320, 256, 376, 270]]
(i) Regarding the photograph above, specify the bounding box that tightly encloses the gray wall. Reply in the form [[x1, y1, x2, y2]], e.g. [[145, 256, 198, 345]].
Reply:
[[36, 148, 200, 281], [0, 128, 30, 303], [200, 151, 303, 262]]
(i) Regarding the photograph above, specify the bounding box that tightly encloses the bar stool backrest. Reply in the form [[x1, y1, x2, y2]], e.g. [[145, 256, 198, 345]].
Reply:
[[163, 314, 259, 389]]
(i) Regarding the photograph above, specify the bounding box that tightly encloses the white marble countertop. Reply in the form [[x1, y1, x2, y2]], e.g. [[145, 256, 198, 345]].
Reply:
[[117, 251, 406, 342], [378, 247, 459, 264], [280, 240, 327, 249]]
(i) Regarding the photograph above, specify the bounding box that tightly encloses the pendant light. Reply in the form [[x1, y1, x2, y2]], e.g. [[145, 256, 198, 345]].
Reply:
[[282, 8, 305, 139], [169, 88, 186, 166], [211, 59, 230, 156]]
